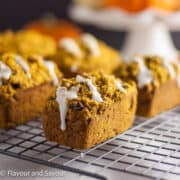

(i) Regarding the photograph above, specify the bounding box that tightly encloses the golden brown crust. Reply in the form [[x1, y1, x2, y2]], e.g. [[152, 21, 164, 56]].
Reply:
[[137, 79, 180, 117], [43, 88, 137, 149], [0, 82, 56, 129]]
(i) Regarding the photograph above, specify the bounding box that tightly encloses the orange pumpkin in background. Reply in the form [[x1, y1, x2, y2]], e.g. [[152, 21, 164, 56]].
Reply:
[[149, 0, 179, 11], [24, 18, 82, 42], [104, 0, 179, 13], [104, 0, 147, 12]]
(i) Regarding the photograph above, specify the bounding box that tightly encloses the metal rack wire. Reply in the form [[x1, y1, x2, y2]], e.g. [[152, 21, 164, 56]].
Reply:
[[0, 107, 180, 180]]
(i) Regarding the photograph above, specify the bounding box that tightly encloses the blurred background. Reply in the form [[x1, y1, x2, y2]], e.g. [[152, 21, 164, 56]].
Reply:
[[0, 0, 152, 49], [0, 0, 179, 50], [0, 0, 68, 30]]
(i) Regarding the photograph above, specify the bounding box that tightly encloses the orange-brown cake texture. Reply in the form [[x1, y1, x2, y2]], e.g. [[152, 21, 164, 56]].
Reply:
[[52, 33, 121, 77], [42, 72, 137, 149], [115, 55, 180, 117], [0, 53, 63, 129]]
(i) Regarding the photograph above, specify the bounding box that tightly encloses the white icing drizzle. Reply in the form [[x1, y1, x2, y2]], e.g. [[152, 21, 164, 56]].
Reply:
[[114, 80, 126, 93], [81, 33, 100, 57], [59, 38, 81, 57], [56, 86, 79, 131], [133, 56, 153, 89], [15, 55, 31, 78], [76, 75, 103, 102], [44, 60, 59, 86], [162, 59, 176, 79], [70, 64, 78, 73], [0, 61, 12, 86]]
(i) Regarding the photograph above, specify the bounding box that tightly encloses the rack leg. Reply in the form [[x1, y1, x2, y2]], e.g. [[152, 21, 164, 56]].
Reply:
[[121, 22, 178, 60]]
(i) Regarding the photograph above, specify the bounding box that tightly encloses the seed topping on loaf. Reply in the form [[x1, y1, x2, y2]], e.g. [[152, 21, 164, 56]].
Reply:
[[0, 61, 12, 86]]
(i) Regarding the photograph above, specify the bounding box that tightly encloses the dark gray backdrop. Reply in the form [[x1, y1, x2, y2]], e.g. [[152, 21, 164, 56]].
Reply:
[[0, 0, 179, 49]]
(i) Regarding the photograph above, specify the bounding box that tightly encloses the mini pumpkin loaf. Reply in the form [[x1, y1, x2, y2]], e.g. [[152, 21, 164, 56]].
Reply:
[[52, 33, 121, 77], [115, 55, 180, 117], [42, 72, 137, 149], [0, 30, 56, 57], [0, 53, 62, 129]]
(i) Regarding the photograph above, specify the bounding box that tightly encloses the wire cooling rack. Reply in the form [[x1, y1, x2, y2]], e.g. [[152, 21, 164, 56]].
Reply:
[[0, 107, 180, 180]]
